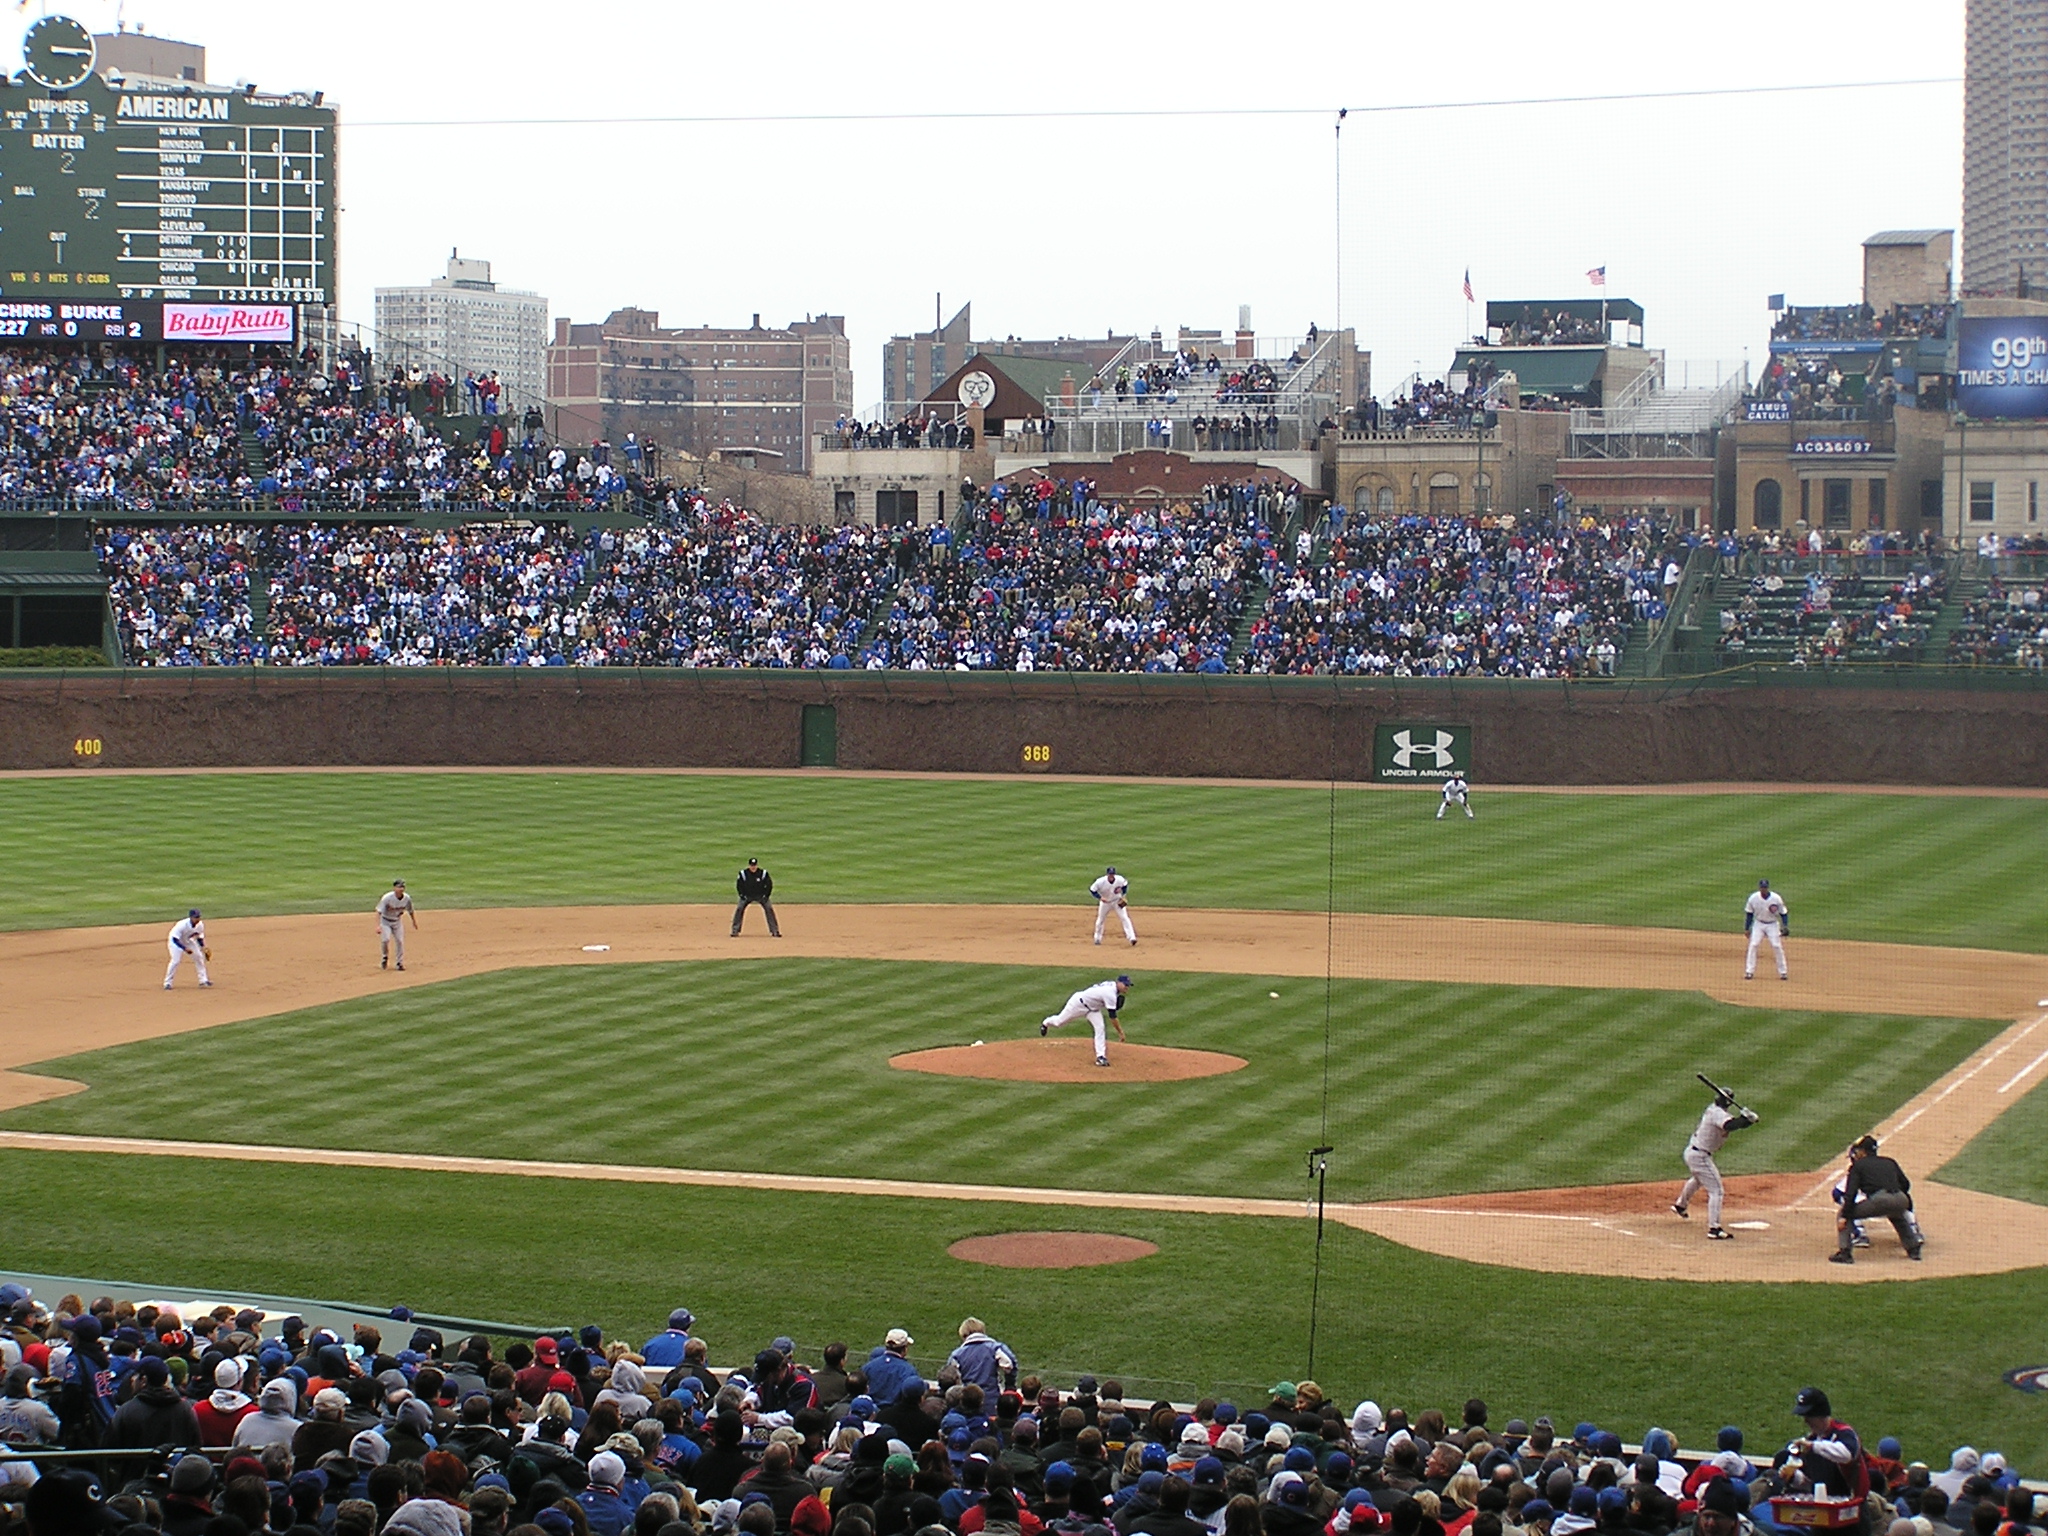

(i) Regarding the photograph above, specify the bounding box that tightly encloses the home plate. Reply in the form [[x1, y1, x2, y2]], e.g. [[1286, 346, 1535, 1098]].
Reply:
[[582, 945, 611, 952], [1729, 1220, 1771, 1230]]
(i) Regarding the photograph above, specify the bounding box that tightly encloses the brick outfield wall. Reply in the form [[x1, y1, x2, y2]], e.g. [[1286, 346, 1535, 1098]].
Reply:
[[1, 671, 2045, 785]]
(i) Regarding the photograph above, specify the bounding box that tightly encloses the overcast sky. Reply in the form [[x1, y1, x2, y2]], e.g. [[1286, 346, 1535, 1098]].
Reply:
[[13, 0, 1964, 408]]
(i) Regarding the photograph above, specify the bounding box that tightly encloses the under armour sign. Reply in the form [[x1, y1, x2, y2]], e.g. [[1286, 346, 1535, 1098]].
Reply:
[[1374, 721, 1473, 782]]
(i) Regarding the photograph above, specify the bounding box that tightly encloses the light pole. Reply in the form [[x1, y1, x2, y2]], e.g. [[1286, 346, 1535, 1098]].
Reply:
[[1334, 109, 1347, 343]]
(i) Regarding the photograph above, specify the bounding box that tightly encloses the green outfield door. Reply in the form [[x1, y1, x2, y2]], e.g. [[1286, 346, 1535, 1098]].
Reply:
[[800, 705, 839, 767]]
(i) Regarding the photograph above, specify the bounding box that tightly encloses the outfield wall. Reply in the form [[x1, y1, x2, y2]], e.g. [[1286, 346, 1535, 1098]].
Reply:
[[3, 671, 2045, 785]]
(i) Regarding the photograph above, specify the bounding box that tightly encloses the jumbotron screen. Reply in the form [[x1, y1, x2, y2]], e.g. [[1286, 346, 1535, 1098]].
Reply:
[[0, 28, 335, 310]]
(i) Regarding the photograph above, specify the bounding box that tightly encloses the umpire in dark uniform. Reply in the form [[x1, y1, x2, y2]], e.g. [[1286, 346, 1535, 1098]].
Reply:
[[732, 858, 781, 938], [1830, 1135, 1923, 1264]]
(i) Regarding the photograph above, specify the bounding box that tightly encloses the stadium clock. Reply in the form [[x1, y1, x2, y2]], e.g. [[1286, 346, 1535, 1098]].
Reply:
[[23, 15, 96, 91]]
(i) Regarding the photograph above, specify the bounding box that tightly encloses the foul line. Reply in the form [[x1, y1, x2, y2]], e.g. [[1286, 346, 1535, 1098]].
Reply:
[[2000, 1046, 2048, 1095], [0, 1130, 1313, 1219]]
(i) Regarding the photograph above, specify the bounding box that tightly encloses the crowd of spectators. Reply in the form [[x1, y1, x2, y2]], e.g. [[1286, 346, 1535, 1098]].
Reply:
[[1946, 580, 2048, 668], [1768, 305, 1953, 345], [99, 526, 264, 667], [864, 487, 1275, 672], [0, 347, 626, 515], [822, 418, 978, 453], [1234, 515, 1671, 678], [1488, 310, 1606, 347], [1352, 371, 1497, 435], [566, 505, 900, 669], [0, 350, 267, 508], [1717, 566, 1945, 666], [0, 1287, 2038, 1536], [1749, 359, 1899, 422]]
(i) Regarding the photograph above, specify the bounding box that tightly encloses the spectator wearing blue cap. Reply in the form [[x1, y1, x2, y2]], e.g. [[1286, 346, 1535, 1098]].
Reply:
[[643, 1310, 696, 1370]]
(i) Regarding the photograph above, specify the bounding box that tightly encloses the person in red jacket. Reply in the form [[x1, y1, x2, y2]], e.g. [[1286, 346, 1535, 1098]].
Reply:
[[193, 1359, 255, 1446]]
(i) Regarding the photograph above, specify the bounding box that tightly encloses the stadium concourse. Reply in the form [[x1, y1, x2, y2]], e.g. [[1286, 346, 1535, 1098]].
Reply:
[[0, 1281, 2042, 1536]]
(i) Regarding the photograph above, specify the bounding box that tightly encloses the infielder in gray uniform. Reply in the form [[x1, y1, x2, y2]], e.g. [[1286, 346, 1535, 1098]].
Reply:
[[1672, 1084, 1757, 1241], [377, 880, 418, 970]]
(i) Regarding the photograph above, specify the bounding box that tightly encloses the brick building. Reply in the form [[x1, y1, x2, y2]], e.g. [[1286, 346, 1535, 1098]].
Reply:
[[546, 309, 853, 469]]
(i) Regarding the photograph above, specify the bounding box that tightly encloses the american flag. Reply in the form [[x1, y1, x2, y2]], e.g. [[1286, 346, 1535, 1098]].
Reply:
[[1462, 269, 1475, 302], [1586, 265, 1607, 287]]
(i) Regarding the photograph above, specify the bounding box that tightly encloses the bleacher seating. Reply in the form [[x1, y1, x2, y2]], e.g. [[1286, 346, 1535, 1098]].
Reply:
[[1716, 566, 1945, 667], [1945, 581, 2048, 668]]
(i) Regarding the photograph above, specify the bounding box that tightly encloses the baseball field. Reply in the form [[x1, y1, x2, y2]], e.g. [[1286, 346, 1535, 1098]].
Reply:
[[2, 769, 2045, 1461]]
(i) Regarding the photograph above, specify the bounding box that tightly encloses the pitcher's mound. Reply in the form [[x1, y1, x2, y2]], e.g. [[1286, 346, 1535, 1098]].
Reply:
[[891, 1040, 1246, 1083], [949, 1232, 1160, 1269]]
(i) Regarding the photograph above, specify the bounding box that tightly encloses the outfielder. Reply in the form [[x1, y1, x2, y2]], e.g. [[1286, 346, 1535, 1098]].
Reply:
[[164, 909, 211, 989], [1672, 1082, 1757, 1240], [1089, 866, 1136, 946], [1436, 773, 1473, 820], [1041, 975, 1131, 1067], [377, 879, 419, 971], [1743, 879, 1789, 981]]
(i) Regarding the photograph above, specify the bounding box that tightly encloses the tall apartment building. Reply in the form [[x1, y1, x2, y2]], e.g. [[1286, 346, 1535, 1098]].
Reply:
[[374, 254, 549, 411], [546, 309, 852, 469], [1964, 0, 2048, 295]]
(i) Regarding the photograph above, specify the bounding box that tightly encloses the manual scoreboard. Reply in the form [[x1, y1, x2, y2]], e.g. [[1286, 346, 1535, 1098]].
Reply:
[[0, 15, 335, 314]]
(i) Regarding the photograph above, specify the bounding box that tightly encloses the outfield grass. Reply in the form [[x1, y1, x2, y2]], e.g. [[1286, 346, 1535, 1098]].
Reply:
[[2, 959, 2004, 1202], [1937, 1068, 2048, 1205], [6, 774, 2041, 947], [2, 1147, 2044, 1464]]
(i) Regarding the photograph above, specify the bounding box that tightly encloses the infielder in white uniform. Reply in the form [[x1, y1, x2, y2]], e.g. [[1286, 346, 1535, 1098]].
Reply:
[[1040, 975, 1131, 1066], [1743, 879, 1789, 980], [1089, 866, 1136, 946], [163, 909, 210, 989], [377, 880, 419, 970], [1672, 1084, 1757, 1240], [1437, 773, 1473, 820]]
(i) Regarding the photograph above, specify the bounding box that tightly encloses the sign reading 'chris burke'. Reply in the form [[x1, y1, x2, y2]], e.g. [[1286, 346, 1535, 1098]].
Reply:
[[1373, 722, 1474, 782], [1957, 315, 2048, 420]]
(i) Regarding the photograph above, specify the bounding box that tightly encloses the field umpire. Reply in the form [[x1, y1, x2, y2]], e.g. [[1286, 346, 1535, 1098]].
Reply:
[[1830, 1134, 1924, 1264], [732, 857, 781, 938]]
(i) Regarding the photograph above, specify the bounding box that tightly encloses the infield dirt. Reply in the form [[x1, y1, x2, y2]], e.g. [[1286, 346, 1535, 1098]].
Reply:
[[3, 902, 2045, 1285]]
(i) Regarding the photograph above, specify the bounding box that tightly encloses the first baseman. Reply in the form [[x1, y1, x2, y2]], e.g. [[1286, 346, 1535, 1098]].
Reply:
[[1672, 1082, 1757, 1240], [377, 879, 419, 970], [1744, 879, 1789, 980], [1436, 773, 1473, 820], [1089, 866, 1136, 946], [1041, 975, 1131, 1066], [164, 909, 211, 989]]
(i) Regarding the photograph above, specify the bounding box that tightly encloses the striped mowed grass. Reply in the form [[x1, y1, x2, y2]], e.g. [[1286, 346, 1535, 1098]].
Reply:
[[2, 959, 2005, 1203]]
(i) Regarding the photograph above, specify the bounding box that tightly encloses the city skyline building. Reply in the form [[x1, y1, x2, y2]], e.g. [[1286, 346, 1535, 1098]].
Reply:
[[374, 253, 549, 411], [1963, 0, 2048, 294]]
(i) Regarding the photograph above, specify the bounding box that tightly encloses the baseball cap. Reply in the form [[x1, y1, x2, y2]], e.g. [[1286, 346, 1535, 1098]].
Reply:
[[1569, 1489, 1598, 1517], [1793, 1388, 1831, 1418], [1138, 1471, 1165, 1496], [1270, 1381, 1298, 1399], [189, 908, 202, 919], [1140, 1443, 1168, 1470], [1717, 1428, 1744, 1451], [885, 1327, 914, 1348], [1192, 1457, 1225, 1488], [669, 1308, 695, 1330], [1283, 1447, 1315, 1472], [1117, 974, 1133, 986], [1597, 1490, 1628, 1516], [137, 1357, 169, 1384], [1044, 1462, 1077, 1493], [1878, 1438, 1902, 1459], [1522, 1502, 1555, 1524], [1700, 1480, 1745, 1518]]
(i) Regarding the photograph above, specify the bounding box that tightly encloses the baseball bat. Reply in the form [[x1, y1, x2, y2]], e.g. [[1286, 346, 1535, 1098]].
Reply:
[[1697, 1073, 1754, 1119]]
